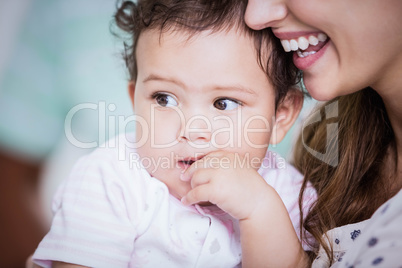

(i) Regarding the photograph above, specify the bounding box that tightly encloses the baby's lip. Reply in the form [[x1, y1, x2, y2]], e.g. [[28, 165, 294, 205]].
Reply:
[[179, 159, 196, 166], [177, 155, 205, 169]]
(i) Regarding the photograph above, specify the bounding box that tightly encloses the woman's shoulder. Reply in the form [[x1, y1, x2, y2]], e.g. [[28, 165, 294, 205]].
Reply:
[[314, 189, 402, 267]]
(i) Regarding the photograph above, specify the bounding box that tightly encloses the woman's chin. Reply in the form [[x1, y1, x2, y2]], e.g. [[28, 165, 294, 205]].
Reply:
[[303, 76, 339, 101]]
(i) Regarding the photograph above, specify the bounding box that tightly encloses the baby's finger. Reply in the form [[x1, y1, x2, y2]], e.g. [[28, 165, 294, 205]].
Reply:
[[190, 169, 213, 189], [180, 158, 204, 181], [180, 156, 215, 181], [181, 184, 213, 206], [180, 151, 231, 181]]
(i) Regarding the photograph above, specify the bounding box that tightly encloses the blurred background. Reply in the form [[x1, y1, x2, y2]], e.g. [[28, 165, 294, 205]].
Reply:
[[0, 0, 312, 266], [0, 0, 133, 266]]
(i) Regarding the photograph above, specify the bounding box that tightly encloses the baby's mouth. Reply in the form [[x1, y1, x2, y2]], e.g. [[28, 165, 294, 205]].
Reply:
[[178, 155, 204, 169], [177, 159, 195, 171], [280, 33, 329, 57], [179, 159, 195, 166]]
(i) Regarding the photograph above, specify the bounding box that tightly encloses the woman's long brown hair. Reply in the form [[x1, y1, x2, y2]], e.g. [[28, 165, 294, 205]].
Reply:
[[293, 87, 395, 263]]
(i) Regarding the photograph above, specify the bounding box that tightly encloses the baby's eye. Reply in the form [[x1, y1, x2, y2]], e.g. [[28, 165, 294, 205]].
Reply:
[[154, 93, 178, 107], [213, 98, 241, 111]]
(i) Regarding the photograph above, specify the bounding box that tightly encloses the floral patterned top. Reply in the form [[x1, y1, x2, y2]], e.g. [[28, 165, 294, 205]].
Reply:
[[312, 220, 369, 267], [312, 189, 402, 267]]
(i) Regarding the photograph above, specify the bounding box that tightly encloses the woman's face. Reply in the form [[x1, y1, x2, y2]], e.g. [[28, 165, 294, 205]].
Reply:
[[245, 0, 402, 101]]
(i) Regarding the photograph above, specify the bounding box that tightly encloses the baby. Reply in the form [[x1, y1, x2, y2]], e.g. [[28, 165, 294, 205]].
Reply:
[[32, 0, 316, 267]]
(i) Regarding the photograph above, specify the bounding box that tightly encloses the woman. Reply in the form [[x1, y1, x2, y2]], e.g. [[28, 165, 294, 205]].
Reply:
[[244, 0, 402, 267]]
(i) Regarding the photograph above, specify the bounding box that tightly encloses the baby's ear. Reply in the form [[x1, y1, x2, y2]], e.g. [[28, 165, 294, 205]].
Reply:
[[128, 81, 136, 106], [270, 88, 303, 145]]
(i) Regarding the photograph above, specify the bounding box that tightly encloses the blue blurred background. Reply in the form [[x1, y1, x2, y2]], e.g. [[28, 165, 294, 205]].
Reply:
[[0, 0, 132, 209], [0, 0, 134, 265]]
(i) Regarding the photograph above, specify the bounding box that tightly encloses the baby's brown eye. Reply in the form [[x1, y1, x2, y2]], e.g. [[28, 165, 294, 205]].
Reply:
[[213, 98, 240, 110], [214, 99, 227, 110], [154, 93, 177, 107]]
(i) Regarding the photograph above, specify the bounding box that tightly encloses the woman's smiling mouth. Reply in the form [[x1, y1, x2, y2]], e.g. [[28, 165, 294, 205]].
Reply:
[[280, 33, 329, 57], [274, 31, 331, 70]]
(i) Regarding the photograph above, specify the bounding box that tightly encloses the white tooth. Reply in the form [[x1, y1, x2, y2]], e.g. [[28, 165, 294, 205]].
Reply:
[[299, 51, 318, 58], [317, 33, 328, 42], [281, 40, 291, 52], [298, 37, 309, 50], [308, 35, 319, 46], [297, 50, 304, 58], [290, 39, 298, 51]]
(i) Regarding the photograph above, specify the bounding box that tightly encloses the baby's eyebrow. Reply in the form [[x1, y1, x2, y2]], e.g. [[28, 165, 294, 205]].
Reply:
[[213, 85, 256, 96], [143, 73, 256, 96], [143, 74, 185, 88]]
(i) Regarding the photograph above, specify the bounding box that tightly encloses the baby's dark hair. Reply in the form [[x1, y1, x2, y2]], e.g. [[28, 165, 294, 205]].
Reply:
[[113, 0, 300, 106]]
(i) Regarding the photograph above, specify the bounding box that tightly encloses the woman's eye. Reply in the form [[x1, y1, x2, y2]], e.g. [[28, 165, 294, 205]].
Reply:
[[213, 98, 241, 110], [154, 93, 178, 107]]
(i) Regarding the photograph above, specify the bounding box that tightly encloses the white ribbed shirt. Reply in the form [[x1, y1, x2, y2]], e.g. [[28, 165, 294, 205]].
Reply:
[[33, 135, 316, 267]]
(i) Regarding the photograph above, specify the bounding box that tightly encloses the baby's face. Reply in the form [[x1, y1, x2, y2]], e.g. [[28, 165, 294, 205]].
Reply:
[[131, 28, 276, 200]]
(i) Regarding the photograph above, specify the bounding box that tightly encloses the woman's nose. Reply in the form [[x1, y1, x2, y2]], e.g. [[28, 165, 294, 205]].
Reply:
[[245, 0, 288, 30]]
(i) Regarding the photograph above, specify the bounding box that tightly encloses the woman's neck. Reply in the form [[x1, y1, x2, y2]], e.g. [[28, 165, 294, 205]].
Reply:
[[383, 93, 402, 155], [373, 62, 402, 192]]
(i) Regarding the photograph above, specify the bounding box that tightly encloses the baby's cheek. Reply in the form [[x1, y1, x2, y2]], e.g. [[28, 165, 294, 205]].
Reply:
[[241, 118, 271, 148], [210, 130, 233, 148], [210, 117, 236, 148], [152, 109, 182, 145]]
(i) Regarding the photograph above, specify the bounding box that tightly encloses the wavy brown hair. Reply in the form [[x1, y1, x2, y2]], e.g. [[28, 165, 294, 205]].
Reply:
[[112, 0, 300, 107], [294, 87, 395, 264]]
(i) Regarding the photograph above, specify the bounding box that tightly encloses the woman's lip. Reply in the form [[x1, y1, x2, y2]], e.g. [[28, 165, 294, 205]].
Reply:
[[292, 39, 330, 70], [273, 30, 324, 40]]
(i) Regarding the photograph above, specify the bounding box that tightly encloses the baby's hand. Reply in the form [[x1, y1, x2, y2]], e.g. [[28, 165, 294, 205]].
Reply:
[[181, 151, 307, 267], [180, 151, 272, 220]]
